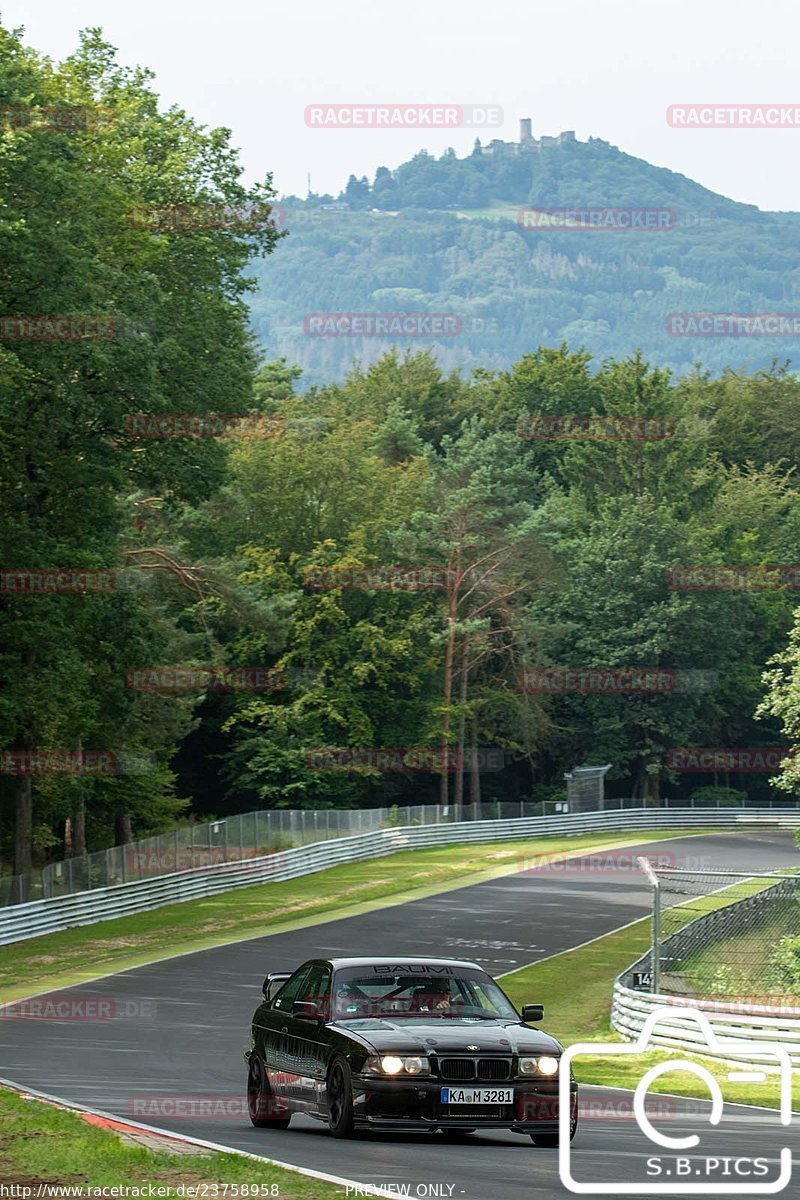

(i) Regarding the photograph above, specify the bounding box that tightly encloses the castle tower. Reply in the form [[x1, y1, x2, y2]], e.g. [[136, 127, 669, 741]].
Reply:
[[520, 117, 533, 143]]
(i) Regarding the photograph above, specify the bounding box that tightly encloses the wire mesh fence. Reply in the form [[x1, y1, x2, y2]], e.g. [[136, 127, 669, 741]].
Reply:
[[639, 867, 800, 1008], [0, 800, 552, 907]]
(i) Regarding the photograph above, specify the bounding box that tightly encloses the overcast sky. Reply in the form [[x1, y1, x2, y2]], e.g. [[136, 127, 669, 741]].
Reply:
[[7, 0, 800, 211]]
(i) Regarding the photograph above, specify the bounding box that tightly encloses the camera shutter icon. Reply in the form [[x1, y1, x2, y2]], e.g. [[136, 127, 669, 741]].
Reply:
[[558, 1004, 793, 1195]]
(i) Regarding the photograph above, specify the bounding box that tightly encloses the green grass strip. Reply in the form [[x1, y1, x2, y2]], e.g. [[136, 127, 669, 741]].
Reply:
[[0, 1084, 342, 1195]]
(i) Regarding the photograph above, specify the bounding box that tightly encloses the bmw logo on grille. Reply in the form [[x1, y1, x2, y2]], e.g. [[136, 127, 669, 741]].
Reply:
[[466, 1044, 480, 1050]]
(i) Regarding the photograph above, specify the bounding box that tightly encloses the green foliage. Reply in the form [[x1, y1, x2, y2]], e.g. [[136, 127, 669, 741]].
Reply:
[[0, 24, 281, 869], [688, 786, 748, 807], [765, 936, 800, 993]]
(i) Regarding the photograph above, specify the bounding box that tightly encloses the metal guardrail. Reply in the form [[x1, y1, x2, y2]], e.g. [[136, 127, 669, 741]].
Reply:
[[611, 981, 800, 1069], [2, 806, 799, 948]]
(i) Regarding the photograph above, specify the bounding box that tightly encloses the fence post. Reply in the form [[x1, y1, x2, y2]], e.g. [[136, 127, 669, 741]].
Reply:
[[638, 855, 661, 995]]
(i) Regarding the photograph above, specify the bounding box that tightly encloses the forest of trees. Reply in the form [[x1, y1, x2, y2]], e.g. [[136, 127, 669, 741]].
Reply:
[[5, 25, 800, 881]]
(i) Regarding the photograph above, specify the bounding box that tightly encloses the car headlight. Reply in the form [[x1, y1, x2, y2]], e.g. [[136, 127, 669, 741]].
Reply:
[[518, 1055, 560, 1076], [363, 1055, 431, 1075], [537, 1055, 560, 1076]]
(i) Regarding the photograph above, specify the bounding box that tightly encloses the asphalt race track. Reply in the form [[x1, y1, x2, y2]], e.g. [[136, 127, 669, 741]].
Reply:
[[2, 831, 799, 1199]]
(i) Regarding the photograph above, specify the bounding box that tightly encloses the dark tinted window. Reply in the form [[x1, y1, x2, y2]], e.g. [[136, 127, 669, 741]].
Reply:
[[299, 962, 332, 1013], [273, 964, 313, 1010]]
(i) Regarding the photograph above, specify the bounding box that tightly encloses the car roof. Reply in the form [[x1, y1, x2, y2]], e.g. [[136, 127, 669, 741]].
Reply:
[[327, 956, 483, 970]]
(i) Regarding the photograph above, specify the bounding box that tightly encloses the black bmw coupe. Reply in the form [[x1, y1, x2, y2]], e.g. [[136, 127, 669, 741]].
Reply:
[[245, 956, 578, 1144]]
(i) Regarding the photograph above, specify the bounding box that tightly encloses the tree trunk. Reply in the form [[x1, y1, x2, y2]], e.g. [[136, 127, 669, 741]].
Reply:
[[115, 811, 134, 845], [636, 763, 661, 807], [453, 635, 470, 820], [13, 772, 33, 880], [439, 558, 459, 808], [73, 792, 87, 857], [469, 720, 481, 809], [13, 654, 36, 890]]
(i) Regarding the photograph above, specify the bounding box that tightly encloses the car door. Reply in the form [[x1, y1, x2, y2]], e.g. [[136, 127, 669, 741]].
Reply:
[[263, 964, 314, 1103], [281, 961, 332, 1113]]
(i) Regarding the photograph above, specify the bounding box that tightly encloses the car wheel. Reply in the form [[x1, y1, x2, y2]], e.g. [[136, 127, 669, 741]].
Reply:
[[327, 1058, 355, 1138], [247, 1055, 291, 1129]]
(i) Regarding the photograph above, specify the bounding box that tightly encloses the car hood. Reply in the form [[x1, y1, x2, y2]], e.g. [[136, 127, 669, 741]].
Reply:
[[329, 1018, 562, 1055]]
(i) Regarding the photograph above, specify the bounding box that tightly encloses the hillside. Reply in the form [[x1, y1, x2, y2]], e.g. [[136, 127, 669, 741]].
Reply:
[[249, 134, 800, 384]]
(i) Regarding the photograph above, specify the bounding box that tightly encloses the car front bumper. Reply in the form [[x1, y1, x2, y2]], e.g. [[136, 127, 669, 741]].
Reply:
[[351, 1076, 578, 1132]]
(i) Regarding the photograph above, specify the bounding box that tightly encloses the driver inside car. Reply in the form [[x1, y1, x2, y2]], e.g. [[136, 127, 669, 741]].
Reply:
[[409, 979, 458, 1012]]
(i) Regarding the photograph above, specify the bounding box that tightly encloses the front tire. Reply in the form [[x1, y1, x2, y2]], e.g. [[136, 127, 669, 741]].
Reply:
[[327, 1058, 355, 1138], [247, 1055, 291, 1129]]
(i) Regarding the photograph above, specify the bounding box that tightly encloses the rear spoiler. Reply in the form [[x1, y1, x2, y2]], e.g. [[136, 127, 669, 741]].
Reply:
[[262, 971, 292, 1002]]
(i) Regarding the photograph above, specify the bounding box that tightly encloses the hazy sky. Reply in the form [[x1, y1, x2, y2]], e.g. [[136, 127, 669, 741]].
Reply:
[[7, 0, 800, 211]]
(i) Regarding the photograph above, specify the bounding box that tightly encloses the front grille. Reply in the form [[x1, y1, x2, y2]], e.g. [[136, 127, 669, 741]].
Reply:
[[477, 1058, 510, 1081], [438, 1056, 512, 1081], [439, 1058, 476, 1081]]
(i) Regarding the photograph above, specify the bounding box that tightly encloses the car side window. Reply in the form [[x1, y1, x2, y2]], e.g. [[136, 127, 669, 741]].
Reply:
[[273, 965, 313, 1011], [300, 963, 331, 1013]]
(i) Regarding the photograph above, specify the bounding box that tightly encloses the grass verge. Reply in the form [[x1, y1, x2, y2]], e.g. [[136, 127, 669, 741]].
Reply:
[[1, 828, 706, 1003], [0, 1084, 341, 1196], [500, 896, 800, 1111]]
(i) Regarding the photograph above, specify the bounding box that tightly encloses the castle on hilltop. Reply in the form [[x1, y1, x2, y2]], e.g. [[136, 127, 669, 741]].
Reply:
[[475, 118, 577, 156]]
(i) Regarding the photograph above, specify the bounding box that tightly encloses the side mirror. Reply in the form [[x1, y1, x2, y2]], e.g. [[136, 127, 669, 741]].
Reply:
[[521, 1003, 544, 1023], [293, 999, 324, 1022]]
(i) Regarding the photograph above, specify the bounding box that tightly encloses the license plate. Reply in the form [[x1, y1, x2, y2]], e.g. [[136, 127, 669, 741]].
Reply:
[[441, 1087, 513, 1105]]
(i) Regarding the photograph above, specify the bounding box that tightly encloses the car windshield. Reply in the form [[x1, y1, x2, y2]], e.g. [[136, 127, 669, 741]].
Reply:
[[331, 966, 519, 1020]]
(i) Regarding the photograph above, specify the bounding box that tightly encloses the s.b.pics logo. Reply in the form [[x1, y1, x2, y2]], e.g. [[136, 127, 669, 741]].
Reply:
[[559, 1007, 793, 1195]]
